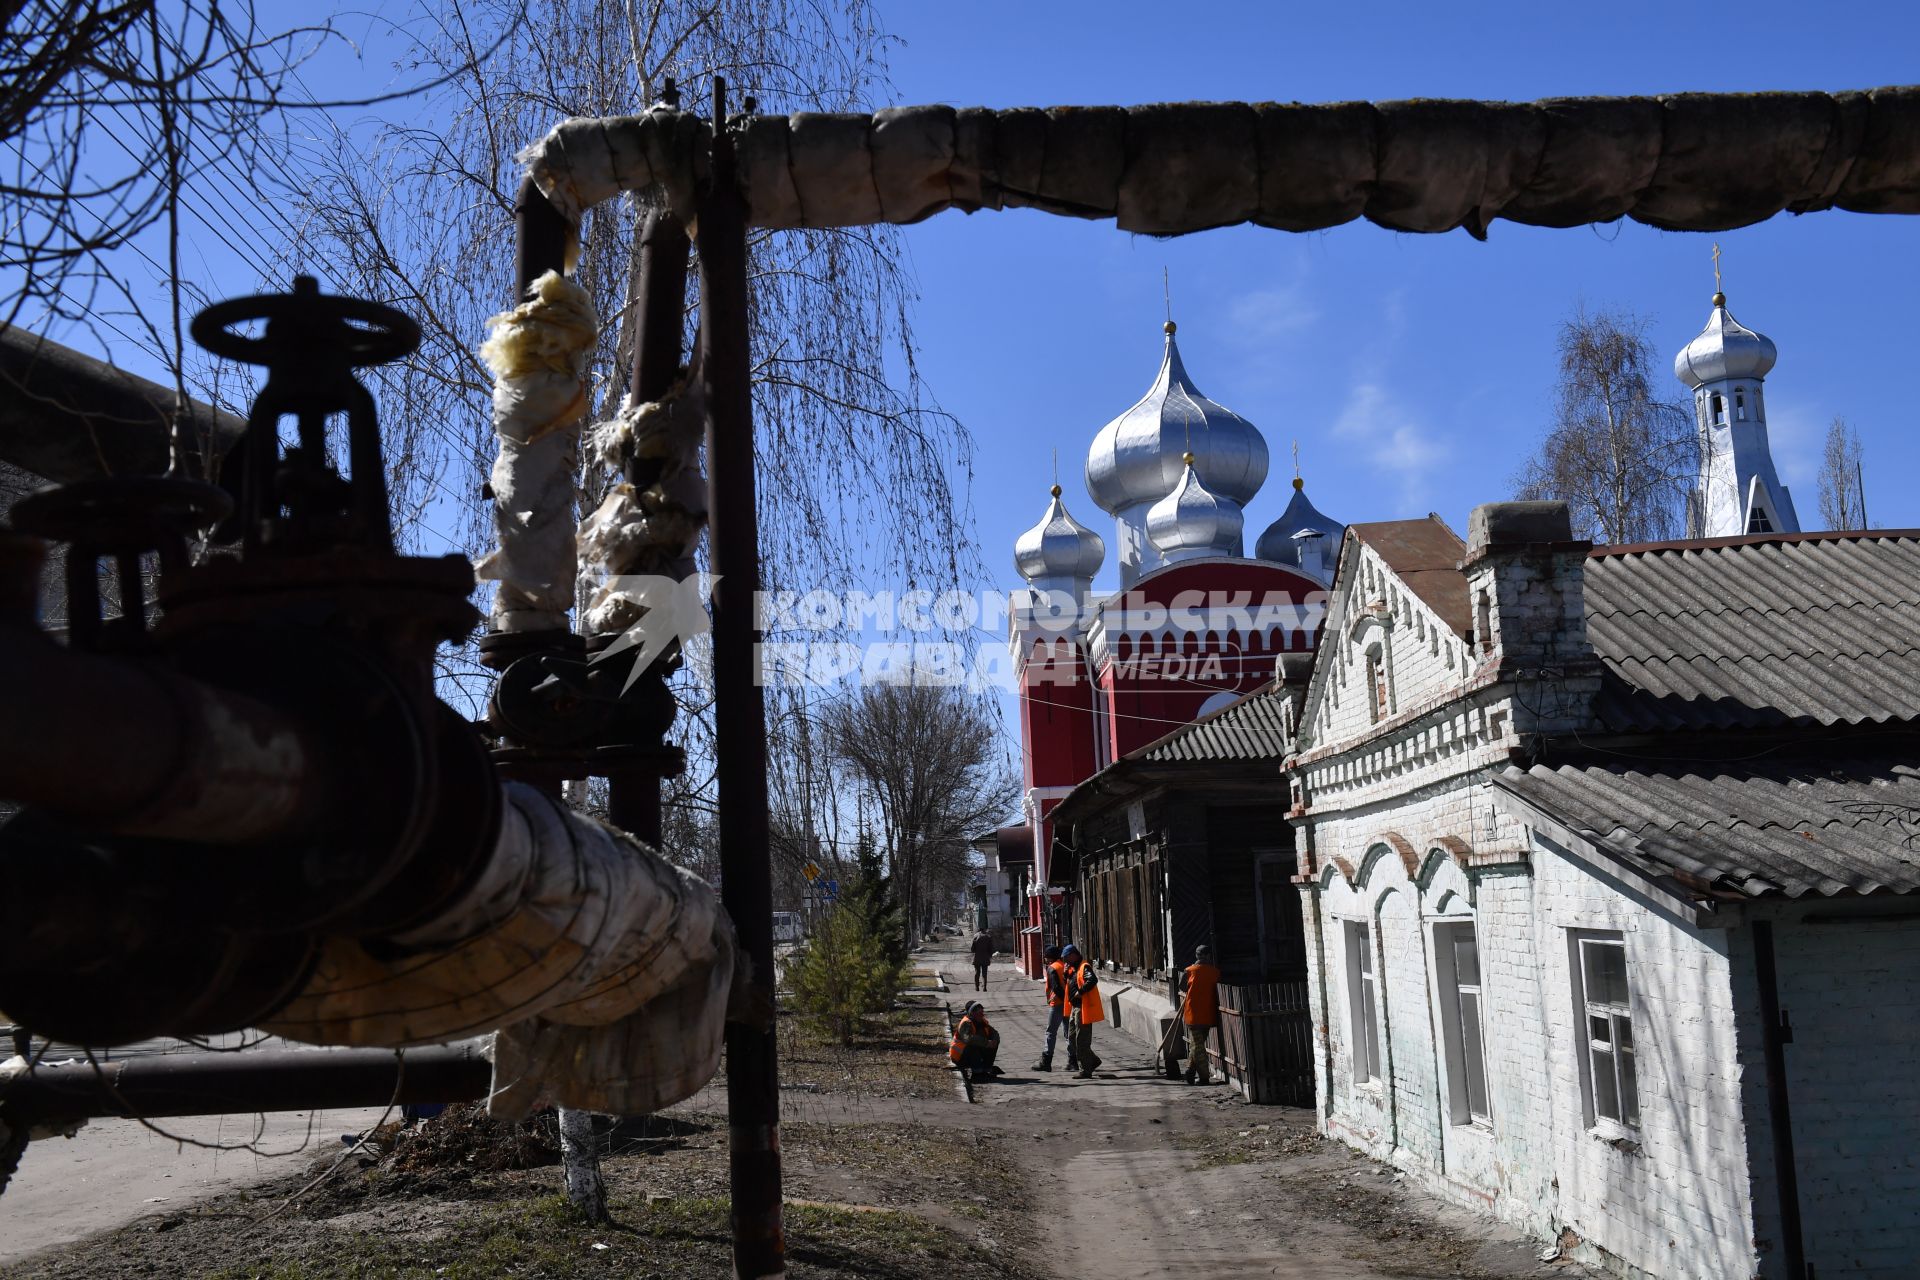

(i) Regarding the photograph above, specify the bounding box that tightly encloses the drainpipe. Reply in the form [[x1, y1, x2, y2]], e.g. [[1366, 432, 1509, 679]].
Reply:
[[1752, 920, 1808, 1279]]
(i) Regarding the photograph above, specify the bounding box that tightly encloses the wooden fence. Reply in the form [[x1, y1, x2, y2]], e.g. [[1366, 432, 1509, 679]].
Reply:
[[1209, 980, 1314, 1106]]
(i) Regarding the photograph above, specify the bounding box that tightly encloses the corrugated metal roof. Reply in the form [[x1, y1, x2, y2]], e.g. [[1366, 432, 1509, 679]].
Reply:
[[1496, 756, 1920, 898], [1348, 517, 1472, 637], [1139, 681, 1292, 763], [1583, 532, 1920, 731]]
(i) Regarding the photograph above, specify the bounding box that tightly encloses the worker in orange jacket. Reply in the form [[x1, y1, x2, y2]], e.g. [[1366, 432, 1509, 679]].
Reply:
[[1032, 944, 1079, 1072], [949, 1001, 1002, 1083], [1063, 943, 1103, 1078], [1180, 945, 1223, 1085]]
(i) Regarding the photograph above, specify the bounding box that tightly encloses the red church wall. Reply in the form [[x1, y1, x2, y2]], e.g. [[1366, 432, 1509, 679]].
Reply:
[[1017, 635, 1098, 792], [1092, 559, 1324, 760]]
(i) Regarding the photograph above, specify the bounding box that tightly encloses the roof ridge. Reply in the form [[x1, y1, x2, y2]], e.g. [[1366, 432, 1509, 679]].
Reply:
[[1588, 528, 1920, 557]]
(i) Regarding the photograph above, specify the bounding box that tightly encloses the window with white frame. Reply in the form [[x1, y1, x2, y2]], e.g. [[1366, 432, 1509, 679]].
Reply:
[[1435, 921, 1491, 1125], [1575, 933, 1639, 1129], [1346, 921, 1381, 1084]]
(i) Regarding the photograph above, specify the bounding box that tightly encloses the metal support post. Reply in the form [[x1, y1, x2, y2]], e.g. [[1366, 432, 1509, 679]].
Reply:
[[698, 77, 784, 1279], [1753, 920, 1809, 1278], [604, 206, 693, 847]]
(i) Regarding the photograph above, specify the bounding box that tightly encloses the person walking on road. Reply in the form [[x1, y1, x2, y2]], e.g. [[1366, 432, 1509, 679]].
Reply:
[[949, 1000, 1003, 1083], [1064, 943, 1103, 1078], [970, 930, 995, 991], [1180, 945, 1223, 1085], [1031, 944, 1078, 1072]]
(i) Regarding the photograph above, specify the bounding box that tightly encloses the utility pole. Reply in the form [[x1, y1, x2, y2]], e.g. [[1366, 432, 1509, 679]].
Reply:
[[699, 76, 785, 1279]]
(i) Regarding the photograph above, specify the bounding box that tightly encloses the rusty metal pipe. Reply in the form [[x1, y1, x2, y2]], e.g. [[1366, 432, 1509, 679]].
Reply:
[[0, 622, 316, 844], [1, 1041, 491, 1130]]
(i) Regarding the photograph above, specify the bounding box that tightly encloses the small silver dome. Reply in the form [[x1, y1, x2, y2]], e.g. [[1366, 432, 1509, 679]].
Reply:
[[1015, 485, 1106, 586], [1675, 293, 1778, 389], [1146, 455, 1244, 560], [1255, 477, 1345, 568], [1085, 322, 1268, 515]]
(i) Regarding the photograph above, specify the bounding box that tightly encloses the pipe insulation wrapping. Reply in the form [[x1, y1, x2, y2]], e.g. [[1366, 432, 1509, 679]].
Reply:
[[260, 781, 735, 1119], [521, 89, 1920, 238], [575, 373, 708, 637], [473, 270, 600, 633]]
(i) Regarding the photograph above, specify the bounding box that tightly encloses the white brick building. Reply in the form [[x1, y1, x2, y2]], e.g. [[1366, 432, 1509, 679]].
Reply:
[[1284, 503, 1920, 1279]]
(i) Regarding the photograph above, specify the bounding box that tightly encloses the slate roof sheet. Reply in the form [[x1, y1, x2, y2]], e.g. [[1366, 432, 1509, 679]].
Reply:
[[1583, 531, 1920, 732], [1497, 756, 1920, 899], [1139, 681, 1290, 764]]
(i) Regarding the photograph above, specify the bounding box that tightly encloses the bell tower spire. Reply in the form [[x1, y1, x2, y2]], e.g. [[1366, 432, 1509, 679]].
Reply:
[[1674, 259, 1798, 537]]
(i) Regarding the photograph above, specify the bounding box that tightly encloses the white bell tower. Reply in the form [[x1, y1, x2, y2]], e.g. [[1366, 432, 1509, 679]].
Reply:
[[1673, 251, 1799, 538]]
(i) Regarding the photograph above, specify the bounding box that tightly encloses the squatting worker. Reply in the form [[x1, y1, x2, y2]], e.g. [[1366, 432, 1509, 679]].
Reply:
[[970, 930, 995, 991], [1181, 944, 1222, 1085], [1032, 944, 1077, 1072], [1064, 943, 1103, 1078], [949, 1000, 1002, 1082]]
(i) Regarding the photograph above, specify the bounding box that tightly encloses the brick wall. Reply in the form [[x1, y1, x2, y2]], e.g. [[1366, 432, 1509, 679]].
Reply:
[[1308, 825, 1760, 1280], [1733, 906, 1920, 1278], [1293, 518, 1767, 1280]]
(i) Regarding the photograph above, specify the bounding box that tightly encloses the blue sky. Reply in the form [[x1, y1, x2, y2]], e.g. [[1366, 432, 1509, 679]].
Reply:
[[881, 1, 1920, 599], [31, 1, 1915, 647]]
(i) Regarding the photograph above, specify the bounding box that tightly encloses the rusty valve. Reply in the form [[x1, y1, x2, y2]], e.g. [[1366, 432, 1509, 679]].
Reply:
[[8, 477, 229, 651], [0, 278, 497, 1047]]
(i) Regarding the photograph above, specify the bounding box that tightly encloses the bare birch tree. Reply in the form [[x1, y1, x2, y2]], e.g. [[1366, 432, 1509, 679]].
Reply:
[[285, 0, 982, 778], [0, 0, 499, 457], [1514, 309, 1696, 544], [824, 682, 1015, 948], [1817, 416, 1868, 530]]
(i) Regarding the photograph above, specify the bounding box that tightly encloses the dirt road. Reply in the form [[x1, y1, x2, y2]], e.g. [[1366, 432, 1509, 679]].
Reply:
[[930, 942, 1577, 1280], [2, 946, 1585, 1278]]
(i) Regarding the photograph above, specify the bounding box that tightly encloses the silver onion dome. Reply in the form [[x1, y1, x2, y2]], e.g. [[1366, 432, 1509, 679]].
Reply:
[[1255, 477, 1345, 569], [1674, 292, 1778, 388], [1015, 485, 1106, 586], [1146, 454, 1244, 559], [1085, 321, 1268, 515]]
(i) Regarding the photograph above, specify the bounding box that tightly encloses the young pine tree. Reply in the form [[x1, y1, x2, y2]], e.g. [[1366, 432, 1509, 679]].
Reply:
[[842, 830, 908, 971], [784, 898, 905, 1046]]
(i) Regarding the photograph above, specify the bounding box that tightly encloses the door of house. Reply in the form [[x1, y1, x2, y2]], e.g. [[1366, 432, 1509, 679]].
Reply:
[[1255, 851, 1307, 979]]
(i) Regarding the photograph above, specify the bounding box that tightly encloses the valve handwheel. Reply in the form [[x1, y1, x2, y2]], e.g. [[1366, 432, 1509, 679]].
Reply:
[[190, 275, 420, 370]]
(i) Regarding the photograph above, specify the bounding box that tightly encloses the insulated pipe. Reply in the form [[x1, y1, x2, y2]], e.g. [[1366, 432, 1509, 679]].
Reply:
[[0, 617, 314, 845], [523, 89, 1920, 239]]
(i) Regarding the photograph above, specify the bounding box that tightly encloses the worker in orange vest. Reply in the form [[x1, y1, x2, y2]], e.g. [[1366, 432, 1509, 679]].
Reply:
[[1180, 944, 1222, 1085], [1063, 943, 1103, 1078], [1032, 944, 1080, 1072], [949, 1000, 1002, 1083]]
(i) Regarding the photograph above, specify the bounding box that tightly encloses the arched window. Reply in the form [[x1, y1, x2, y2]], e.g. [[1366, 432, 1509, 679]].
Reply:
[[1734, 389, 1747, 420], [1475, 589, 1492, 656], [1710, 393, 1726, 424]]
